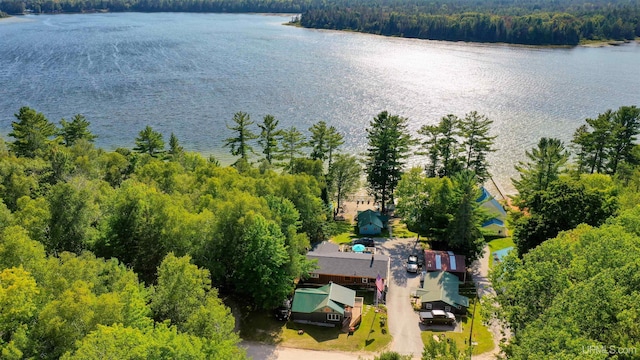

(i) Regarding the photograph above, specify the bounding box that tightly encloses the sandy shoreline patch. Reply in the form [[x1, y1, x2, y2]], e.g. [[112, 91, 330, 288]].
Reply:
[[0, 15, 34, 24]]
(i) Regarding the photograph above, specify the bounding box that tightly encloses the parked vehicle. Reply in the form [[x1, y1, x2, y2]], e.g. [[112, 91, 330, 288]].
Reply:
[[406, 255, 419, 273], [273, 299, 291, 321], [419, 310, 456, 326]]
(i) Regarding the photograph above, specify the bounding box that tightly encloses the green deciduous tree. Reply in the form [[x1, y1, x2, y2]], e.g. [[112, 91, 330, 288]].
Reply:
[[58, 114, 97, 146], [224, 112, 257, 162], [47, 179, 101, 254], [151, 253, 210, 328], [513, 175, 618, 255], [422, 337, 467, 359], [365, 111, 413, 214], [9, 107, 57, 158], [133, 125, 165, 157]]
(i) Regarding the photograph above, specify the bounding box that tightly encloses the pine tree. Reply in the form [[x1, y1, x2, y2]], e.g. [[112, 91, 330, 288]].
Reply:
[[224, 112, 258, 162], [58, 114, 97, 146], [279, 126, 307, 174], [257, 114, 282, 164], [364, 111, 413, 214], [133, 125, 165, 157], [458, 111, 496, 182], [9, 106, 57, 158]]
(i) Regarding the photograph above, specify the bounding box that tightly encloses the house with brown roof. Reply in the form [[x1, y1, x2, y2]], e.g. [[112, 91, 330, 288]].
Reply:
[[423, 250, 467, 282]]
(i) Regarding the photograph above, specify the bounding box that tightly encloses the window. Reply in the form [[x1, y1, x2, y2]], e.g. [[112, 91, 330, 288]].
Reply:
[[444, 306, 451, 312], [362, 278, 368, 283], [309, 273, 319, 278], [327, 313, 340, 321], [426, 303, 432, 310]]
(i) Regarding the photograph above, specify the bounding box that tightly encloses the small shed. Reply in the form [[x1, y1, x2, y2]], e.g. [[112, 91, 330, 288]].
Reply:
[[357, 209, 384, 235]]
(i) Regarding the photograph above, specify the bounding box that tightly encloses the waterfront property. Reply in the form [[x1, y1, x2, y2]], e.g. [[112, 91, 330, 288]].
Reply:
[[477, 187, 508, 237]]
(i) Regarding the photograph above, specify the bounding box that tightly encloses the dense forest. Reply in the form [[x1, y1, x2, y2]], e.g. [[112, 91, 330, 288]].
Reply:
[[0, 107, 346, 358], [298, 0, 640, 45], [1, 0, 639, 45]]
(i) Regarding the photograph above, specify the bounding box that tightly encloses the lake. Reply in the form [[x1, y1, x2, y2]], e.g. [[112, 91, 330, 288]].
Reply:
[[1, 13, 639, 194]]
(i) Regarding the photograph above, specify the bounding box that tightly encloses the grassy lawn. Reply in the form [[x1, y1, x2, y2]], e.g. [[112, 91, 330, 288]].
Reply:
[[420, 297, 494, 356], [330, 220, 359, 244], [487, 237, 515, 268], [240, 290, 391, 352], [281, 303, 391, 352], [390, 219, 417, 238]]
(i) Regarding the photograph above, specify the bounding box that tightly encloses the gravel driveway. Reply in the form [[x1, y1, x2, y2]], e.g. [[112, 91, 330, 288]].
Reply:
[[378, 237, 424, 358]]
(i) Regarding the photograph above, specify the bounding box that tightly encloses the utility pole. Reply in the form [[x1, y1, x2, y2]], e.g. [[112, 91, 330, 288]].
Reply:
[[468, 293, 478, 359]]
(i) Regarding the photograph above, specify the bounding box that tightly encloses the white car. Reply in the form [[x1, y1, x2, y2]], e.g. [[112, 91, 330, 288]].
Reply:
[[406, 255, 419, 273]]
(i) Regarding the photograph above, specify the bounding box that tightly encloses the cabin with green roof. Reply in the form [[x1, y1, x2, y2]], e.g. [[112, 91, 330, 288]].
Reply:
[[415, 271, 469, 315], [357, 209, 387, 235], [291, 283, 362, 328]]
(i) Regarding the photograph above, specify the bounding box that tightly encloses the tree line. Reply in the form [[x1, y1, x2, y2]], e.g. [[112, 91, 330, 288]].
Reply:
[[510, 105, 640, 256], [297, 0, 640, 45], [0, 0, 312, 15]]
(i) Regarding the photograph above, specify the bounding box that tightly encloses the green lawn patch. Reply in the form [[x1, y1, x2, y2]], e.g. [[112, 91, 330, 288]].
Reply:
[[240, 290, 391, 353], [390, 219, 417, 238], [281, 304, 391, 352], [330, 220, 359, 245], [487, 237, 515, 268], [420, 298, 494, 356]]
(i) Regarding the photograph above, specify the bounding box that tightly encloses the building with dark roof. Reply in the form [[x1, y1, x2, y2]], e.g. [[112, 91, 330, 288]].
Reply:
[[304, 245, 390, 291]]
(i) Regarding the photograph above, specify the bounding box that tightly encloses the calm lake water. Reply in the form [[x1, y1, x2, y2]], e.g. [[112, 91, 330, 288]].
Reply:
[[1, 13, 639, 193]]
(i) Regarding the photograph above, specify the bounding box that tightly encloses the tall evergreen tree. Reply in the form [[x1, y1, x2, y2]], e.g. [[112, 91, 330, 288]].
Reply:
[[458, 111, 496, 182], [571, 111, 613, 174], [364, 111, 413, 214], [9, 106, 57, 158], [224, 112, 257, 162], [309, 120, 329, 162], [512, 137, 569, 208], [133, 125, 165, 157], [168, 133, 184, 157], [257, 114, 282, 164], [279, 126, 307, 174], [607, 105, 640, 174], [58, 114, 97, 146], [328, 154, 361, 218], [418, 124, 441, 178], [325, 125, 344, 170], [446, 170, 485, 262], [436, 114, 463, 178]]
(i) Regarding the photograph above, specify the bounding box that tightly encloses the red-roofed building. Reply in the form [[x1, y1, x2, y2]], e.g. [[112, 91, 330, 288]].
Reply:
[[423, 250, 467, 282]]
